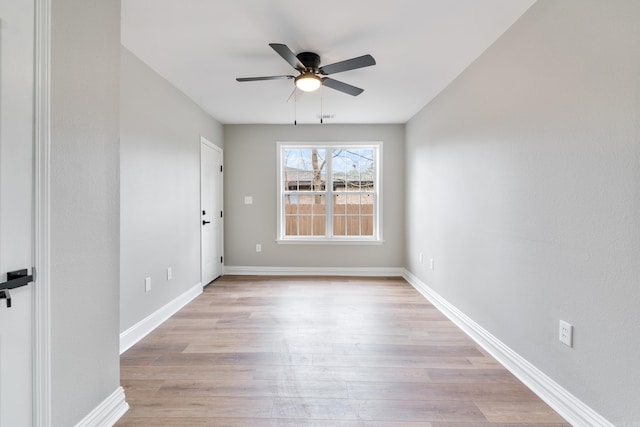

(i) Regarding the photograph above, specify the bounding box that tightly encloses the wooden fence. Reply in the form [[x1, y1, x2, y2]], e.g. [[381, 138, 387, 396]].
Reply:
[[285, 204, 373, 236]]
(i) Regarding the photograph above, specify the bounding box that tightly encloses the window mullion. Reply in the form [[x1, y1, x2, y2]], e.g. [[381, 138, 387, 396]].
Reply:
[[326, 146, 333, 238], [279, 147, 285, 239]]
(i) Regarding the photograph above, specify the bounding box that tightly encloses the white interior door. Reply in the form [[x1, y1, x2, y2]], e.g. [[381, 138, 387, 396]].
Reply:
[[201, 138, 223, 286], [0, 0, 35, 425]]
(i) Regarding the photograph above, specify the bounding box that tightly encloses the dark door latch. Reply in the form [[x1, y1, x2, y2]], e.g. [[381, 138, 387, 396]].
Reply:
[[0, 269, 34, 308], [0, 290, 11, 308], [0, 269, 34, 290]]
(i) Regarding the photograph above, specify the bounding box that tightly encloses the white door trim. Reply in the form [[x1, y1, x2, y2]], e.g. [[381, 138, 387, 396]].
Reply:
[[34, 0, 52, 424]]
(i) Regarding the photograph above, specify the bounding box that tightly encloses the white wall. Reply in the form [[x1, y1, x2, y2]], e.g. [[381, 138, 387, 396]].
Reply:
[[50, 0, 121, 425], [223, 124, 405, 270], [120, 47, 223, 332], [405, 1, 640, 424]]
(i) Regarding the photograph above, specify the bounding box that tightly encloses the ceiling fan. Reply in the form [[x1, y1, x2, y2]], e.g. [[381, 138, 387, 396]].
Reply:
[[236, 43, 376, 96]]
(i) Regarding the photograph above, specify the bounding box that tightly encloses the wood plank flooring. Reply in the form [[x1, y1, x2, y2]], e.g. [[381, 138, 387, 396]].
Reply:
[[116, 276, 570, 426]]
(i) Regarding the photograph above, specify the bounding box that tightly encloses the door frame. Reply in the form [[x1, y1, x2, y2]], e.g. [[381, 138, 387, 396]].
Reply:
[[34, 0, 52, 424], [200, 136, 224, 286]]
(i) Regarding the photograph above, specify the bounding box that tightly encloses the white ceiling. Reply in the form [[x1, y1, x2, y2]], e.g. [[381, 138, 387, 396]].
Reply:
[[121, 0, 536, 125]]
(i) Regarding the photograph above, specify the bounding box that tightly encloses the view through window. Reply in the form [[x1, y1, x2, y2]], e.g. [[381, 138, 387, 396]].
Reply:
[[278, 143, 381, 242]]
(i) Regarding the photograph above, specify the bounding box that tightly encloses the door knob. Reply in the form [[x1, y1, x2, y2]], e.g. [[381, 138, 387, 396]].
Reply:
[[202, 220, 211, 225]]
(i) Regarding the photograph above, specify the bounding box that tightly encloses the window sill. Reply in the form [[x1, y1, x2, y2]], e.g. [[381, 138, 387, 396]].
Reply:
[[276, 238, 384, 245]]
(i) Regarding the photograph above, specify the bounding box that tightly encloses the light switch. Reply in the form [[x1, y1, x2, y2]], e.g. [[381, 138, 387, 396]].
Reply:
[[244, 196, 253, 205]]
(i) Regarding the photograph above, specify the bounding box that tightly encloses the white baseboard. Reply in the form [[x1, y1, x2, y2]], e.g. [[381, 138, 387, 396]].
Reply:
[[223, 266, 404, 277], [119, 282, 202, 354], [74, 386, 129, 427], [402, 269, 613, 427]]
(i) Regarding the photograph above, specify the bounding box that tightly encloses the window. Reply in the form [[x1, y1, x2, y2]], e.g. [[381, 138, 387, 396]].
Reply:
[[277, 142, 382, 243]]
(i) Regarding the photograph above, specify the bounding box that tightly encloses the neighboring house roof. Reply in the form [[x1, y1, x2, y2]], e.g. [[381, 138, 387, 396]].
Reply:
[[284, 167, 319, 183], [333, 170, 374, 182], [284, 167, 373, 184]]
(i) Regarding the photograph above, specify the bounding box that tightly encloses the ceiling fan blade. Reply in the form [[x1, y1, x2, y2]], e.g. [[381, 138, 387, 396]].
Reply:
[[269, 43, 305, 70], [319, 54, 376, 75], [322, 77, 364, 96], [236, 75, 294, 82]]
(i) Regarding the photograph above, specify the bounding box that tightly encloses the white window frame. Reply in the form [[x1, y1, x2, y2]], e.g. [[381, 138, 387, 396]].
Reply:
[[276, 141, 383, 244]]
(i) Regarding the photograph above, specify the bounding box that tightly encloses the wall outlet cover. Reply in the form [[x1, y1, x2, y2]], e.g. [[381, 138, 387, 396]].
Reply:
[[559, 320, 573, 347]]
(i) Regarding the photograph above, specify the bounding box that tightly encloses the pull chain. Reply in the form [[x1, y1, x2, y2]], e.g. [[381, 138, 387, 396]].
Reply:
[[320, 85, 323, 124]]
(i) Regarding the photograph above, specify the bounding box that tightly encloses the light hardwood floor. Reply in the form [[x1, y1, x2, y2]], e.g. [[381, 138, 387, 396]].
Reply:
[[116, 276, 570, 426]]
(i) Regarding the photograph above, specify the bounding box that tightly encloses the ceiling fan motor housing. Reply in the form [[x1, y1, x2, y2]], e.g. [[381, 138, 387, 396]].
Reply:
[[296, 52, 321, 71]]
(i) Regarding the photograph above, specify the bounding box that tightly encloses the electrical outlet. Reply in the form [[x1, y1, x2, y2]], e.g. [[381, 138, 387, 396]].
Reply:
[[167, 267, 172, 281], [559, 320, 573, 347], [429, 258, 434, 270], [145, 277, 151, 292], [256, 244, 262, 252]]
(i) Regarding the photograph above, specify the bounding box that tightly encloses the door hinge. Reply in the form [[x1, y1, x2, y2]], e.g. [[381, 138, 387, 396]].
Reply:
[[220, 256, 223, 263], [220, 165, 223, 173], [220, 210, 223, 218]]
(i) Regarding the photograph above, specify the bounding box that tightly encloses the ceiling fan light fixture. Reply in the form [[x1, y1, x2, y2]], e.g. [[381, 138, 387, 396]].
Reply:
[[295, 73, 321, 92]]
